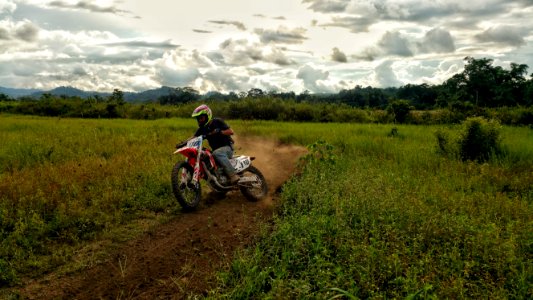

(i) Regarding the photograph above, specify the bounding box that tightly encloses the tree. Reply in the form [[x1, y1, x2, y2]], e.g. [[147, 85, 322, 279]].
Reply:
[[247, 88, 264, 98], [397, 83, 438, 109], [387, 100, 413, 124], [335, 86, 389, 108], [439, 57, 529, 108], [109, 89, 125, 105], [525, 76, 533, 106], [158, 87, 200, 105]]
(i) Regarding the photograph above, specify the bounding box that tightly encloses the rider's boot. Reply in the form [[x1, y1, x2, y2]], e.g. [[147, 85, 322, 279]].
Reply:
[[229, 173, 240, 184]]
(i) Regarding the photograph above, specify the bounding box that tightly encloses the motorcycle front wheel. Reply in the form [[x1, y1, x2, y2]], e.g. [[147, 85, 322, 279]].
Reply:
[[171, 162, 201, 210], [239, 166, 268, 201]]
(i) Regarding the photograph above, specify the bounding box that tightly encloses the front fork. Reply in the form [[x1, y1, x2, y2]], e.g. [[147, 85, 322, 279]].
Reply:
[[181, 154, 202, 188]]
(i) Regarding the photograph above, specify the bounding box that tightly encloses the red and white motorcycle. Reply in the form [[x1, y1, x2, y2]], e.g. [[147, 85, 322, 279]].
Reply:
[[171, 135, 268, 210]]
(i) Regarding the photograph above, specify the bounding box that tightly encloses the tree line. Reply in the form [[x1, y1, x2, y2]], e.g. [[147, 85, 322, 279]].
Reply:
[[1, 57, 532, 125]]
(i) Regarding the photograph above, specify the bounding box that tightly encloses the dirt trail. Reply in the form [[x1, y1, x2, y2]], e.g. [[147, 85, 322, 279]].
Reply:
[[15, 136, 306, 299]]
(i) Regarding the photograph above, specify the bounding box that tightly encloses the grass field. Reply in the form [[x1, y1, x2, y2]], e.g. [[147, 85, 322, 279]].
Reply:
[[0, 115, 191, 285], [0, 115, 532, 298], [210, 120, 533, 299]]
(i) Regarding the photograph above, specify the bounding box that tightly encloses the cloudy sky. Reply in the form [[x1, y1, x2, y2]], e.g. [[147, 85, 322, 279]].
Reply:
[[1, 0, 532, 94]]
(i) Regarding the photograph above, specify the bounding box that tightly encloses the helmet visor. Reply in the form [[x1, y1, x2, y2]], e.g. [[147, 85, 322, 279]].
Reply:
[[196, 115, 208, 127]]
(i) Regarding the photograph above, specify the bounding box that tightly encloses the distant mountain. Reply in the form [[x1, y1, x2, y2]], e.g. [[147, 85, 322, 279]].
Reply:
[[30, 86, 110, 99], [125, 86, 178, 103], [0, 85, 185, 103], [0, 86, 42, 97]]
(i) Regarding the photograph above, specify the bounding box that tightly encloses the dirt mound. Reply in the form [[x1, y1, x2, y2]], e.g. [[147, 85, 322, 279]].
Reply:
[[15, 137, 306, 299]]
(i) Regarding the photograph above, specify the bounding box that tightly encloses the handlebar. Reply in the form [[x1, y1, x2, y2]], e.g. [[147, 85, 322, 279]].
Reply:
[[175, 135, 207, 149], [175, 140, 188, 149]]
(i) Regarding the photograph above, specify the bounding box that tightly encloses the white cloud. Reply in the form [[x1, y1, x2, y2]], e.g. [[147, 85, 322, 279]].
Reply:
[[254, 26, 308, 44], [0, 0, 16, 13], [0, 19, 40, 42], [297, 64, 330, 92], [14, 20, 39, 42], [202, 68, 251, 92], [378, 31, 414, 57], [47, 0, 136, 16], [475, 25, 528, 46], [155, 66, 201, 87], [418, 28, 456, 53], [302, 0, 349, 13], [331, 47, 347, 62], [209, 20, 247, 31], [373, 60, 402, 87], [0, 0, 532, 94], [322, 16, 374, 33]]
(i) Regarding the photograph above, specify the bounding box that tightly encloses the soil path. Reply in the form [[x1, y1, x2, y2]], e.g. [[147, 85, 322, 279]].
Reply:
[[15, 136, 306, 299]]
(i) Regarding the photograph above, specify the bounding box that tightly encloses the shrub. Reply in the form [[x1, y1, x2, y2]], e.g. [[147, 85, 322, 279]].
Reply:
[[387, 100, 413, 124], [459, 117, 502, 162], [434, 129, 459, 158], [435, 117, 503, 162]]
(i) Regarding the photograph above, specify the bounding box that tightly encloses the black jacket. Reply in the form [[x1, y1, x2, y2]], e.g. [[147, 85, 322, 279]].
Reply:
[[194, 118, 233, 151]]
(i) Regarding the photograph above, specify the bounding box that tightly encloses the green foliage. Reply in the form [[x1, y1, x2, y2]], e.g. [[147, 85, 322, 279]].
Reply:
[[0, 258, 17, 286], [213, 121, 533, 299], [0, 116, 189, 285], [435, 129, 456, 157], [299, 140, 337, 166], [387, 99, 413, 123], [108, 88, 125, 105], [158, 87, 200, 105], [1, 116, 532, 298], [435, 117, 503, 162], [439, 57, 531, 107], [2, 93, 533, 125], [387, 127, 399, 137], [397, 83, 437, 109], [459, 117, 502, 162], [0, 93, 11, 102]]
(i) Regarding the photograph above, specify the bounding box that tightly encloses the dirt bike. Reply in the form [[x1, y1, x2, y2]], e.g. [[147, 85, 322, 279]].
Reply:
[[171, 135, 268, 210]]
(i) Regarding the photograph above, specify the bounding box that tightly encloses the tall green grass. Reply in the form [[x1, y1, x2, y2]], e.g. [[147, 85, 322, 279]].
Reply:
[[1, 116, 531, 298], [213, 122, 533, 299], [0, 116, 197, 285]]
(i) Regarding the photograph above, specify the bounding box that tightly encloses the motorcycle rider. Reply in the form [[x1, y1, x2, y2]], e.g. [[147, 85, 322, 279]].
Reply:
[[191, 104, 240, 185]]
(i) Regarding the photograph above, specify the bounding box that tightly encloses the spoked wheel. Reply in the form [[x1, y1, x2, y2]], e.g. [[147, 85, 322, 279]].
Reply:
[[238, 166, 268, 201], [171, 162, 201, 211]]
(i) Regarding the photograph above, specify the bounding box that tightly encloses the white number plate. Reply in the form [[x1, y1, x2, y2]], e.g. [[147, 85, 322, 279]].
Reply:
[[186, 136, 202, 148], [231, 156, 251, 173]]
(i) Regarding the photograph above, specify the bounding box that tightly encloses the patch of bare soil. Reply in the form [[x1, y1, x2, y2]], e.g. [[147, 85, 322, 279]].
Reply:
[[14, 136, 306, 299]]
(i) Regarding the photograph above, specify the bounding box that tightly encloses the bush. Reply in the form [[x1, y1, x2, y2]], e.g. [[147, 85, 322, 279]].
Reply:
[[459, 117, 502, 161], [435, 130, 458, 158], [387, 100, 413, 124], [435, 117, 503, 162]]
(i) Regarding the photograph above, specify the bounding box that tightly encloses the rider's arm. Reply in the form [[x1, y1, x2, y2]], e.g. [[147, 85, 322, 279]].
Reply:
[[220, 128, 234, 136], [210, 127, 233, 136], [209, 119, 233, 136]]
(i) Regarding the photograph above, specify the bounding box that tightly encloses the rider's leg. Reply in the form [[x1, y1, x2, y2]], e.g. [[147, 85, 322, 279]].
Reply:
[[212, 146, 239, 184]]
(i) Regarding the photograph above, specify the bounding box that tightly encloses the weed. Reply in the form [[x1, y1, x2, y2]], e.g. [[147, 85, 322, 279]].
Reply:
[[388, 127, 399, 137], [299, 140, 337, 167]]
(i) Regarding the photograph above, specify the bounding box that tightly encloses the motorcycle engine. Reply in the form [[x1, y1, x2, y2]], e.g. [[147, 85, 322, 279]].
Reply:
[[216, 169, 228, 184]]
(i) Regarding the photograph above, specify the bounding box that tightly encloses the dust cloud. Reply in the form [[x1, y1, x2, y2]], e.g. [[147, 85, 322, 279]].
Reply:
[[232, 135, 307, 204]]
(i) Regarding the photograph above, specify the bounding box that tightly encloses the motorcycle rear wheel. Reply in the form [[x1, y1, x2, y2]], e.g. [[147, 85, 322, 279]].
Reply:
[[239, 166, 268, 201], [171, 162, 201, 210]]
